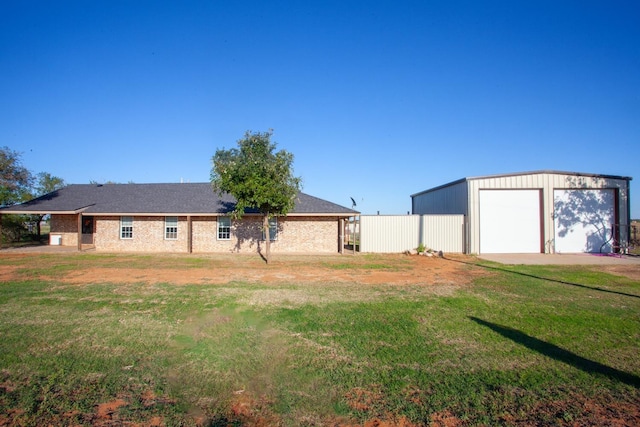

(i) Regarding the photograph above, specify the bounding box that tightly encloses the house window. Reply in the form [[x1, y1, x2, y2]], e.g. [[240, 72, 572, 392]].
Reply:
[[165, 216, 178, 240], [218, 216, 231, 240], [262, 217, 278, 241], [120, 216, 133, 239]]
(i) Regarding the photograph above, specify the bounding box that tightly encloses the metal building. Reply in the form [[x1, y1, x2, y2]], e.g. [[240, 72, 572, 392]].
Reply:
[[411, 170, 632, 254]]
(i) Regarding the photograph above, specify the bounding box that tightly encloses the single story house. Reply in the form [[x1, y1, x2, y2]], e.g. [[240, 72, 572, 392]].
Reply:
[[0, 183, 358, 253], [411, 170, 632, 254]]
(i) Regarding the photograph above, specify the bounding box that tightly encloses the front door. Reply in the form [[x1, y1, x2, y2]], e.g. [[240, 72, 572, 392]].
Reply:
[[82, 216, 94, 244]]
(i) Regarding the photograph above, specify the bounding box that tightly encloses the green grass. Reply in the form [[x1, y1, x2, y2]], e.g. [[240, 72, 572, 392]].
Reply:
[[0, 254, 639, 426]]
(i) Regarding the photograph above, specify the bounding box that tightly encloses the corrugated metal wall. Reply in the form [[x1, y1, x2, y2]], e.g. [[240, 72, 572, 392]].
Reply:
[[412, 180, 468, 215], [422, 214, 466, 253], [359, 215, 465, 253]]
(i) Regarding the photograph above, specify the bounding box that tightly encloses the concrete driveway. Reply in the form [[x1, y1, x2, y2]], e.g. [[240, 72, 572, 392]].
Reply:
[[479, 253, 640, 265]]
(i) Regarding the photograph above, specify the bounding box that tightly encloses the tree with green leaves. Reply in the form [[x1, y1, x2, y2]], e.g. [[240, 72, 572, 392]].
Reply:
[[0, 146, 34, 243], [35, 172, 65, 196], [0, 146, 33, 207], [211, 130, 302, 263], [28, 172, 66, 238], [1, 147, 66, 243]]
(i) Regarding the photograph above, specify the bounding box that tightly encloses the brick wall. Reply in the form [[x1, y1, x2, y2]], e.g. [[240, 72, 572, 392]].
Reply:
[[65, 215, 339, 253], [277, 216, 340, 252], [192, 216, 340, 253], [50, 214, 342, 253], [96, 216, 189, 252], [50, 214, 78, 246]]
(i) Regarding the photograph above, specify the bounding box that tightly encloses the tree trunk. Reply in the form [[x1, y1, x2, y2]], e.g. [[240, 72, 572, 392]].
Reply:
[[263, 213, 271, 264]]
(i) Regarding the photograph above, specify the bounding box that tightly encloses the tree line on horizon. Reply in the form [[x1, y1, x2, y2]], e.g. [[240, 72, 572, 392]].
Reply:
[[0, 146, 66, 242]]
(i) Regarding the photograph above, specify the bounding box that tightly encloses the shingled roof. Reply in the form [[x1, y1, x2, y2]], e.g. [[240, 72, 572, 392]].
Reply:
[[0, 183, 358, 216]]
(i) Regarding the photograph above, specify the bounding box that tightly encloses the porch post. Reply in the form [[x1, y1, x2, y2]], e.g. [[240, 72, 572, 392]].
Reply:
[[77, 213, 82, 251], [187, 215, 192, 253], [339, 217, 344, 254]]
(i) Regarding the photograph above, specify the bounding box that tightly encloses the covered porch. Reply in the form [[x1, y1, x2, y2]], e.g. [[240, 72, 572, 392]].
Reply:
[[0, 211, 93, 252]]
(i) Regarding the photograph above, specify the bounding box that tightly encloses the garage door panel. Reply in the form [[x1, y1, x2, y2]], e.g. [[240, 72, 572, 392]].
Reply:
[[554, 189, 615, 253], [480, 190, 542, 253]]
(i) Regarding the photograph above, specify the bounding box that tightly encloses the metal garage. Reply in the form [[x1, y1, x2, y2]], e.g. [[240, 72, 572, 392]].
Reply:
[[411, 171, 632, 254]]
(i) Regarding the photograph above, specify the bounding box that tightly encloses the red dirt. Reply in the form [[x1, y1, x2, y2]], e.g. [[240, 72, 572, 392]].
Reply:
[[95, 398, 127, 419], [0, 254, 484, 287], [2, 252, 639, 286]]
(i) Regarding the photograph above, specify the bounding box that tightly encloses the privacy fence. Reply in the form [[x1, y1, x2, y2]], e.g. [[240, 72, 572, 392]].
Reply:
[[356, 214, 466, 253]]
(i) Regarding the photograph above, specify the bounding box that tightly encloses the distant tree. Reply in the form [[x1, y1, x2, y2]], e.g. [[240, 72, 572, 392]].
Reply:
[[89, 180, 120, 184], [35, 172, 65, 196], [211, 130, 302, 263], [0, 146, 33, 207], [0, 147, 68, 243], [28, 172, 66, 238], [0, 147, 34, 243]]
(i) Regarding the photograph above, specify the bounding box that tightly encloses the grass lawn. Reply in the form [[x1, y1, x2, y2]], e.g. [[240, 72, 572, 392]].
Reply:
[[0, 253, 638, 426]]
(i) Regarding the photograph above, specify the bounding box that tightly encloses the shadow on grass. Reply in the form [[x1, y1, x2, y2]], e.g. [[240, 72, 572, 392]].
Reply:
[[445, 256, 640, 300], [470, 316, 640, 388]]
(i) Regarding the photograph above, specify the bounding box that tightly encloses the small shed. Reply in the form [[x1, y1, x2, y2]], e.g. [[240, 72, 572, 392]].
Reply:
[[411, 170, 632, 254]]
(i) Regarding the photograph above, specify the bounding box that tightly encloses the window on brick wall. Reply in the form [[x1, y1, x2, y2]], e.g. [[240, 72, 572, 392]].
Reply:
[[120, 216, 133, 239], [218, 216, 231, 240], [261, 217, 278, 241], [165, 216, 178, 240]]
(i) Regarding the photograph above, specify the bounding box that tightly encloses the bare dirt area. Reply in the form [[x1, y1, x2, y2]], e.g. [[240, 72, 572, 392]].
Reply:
[[598, 264, 640, 281], [0, 253, 487, 287]]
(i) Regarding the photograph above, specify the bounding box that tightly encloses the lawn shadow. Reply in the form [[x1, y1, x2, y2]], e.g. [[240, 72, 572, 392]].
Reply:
[[469, 316, 640, 388], [445, 257, 640, 300]]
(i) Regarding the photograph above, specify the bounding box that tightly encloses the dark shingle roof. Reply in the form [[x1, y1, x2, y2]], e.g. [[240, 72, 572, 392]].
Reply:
[[0, 183, 358, 216]]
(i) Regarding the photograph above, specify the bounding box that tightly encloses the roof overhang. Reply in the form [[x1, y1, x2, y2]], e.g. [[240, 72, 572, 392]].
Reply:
[[0, 208, 90, 215], [64, 212, 357, 218], [0, 211, 358, 218]]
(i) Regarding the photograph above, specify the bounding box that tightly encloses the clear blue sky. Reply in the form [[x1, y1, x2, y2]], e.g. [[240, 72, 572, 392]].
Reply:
[[2, 1, 639, 217]]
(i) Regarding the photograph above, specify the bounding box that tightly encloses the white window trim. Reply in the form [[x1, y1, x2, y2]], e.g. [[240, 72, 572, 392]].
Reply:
[[120, 216, 133, 240], [165, 216, 178, 240], [217, 216, 231, 240]]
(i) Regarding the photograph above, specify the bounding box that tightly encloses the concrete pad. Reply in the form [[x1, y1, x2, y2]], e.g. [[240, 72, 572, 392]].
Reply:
[[479, 253, 640, 265], [0, 245, 92, 253]]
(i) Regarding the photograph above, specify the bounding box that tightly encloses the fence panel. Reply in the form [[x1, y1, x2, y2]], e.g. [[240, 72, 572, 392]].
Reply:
[[421, 215, 466, 253], [359, 215, 420, 253], [359, 215, 465, 253]]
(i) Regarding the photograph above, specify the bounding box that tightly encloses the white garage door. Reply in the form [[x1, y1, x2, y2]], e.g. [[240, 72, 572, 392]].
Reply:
[[479, 190, 542, 253], [553, 189, 615, 253]]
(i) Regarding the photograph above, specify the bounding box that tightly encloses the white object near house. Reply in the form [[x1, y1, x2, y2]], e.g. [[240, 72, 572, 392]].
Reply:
[[411, 170, 632, 255]]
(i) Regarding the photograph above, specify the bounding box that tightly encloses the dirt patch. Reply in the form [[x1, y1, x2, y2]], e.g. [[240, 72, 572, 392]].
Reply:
[[597, 265, 640, 281], [89, 393, 175, 427], [95, 398, 127, 420], [0, 254, 486, 287]]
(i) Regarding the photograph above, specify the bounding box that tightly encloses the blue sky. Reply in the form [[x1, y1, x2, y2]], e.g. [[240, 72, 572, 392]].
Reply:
[[2, 1, 639, 217]]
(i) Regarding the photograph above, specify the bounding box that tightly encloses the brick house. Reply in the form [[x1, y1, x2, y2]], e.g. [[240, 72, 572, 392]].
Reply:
[[0, 183, 358, 253]]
